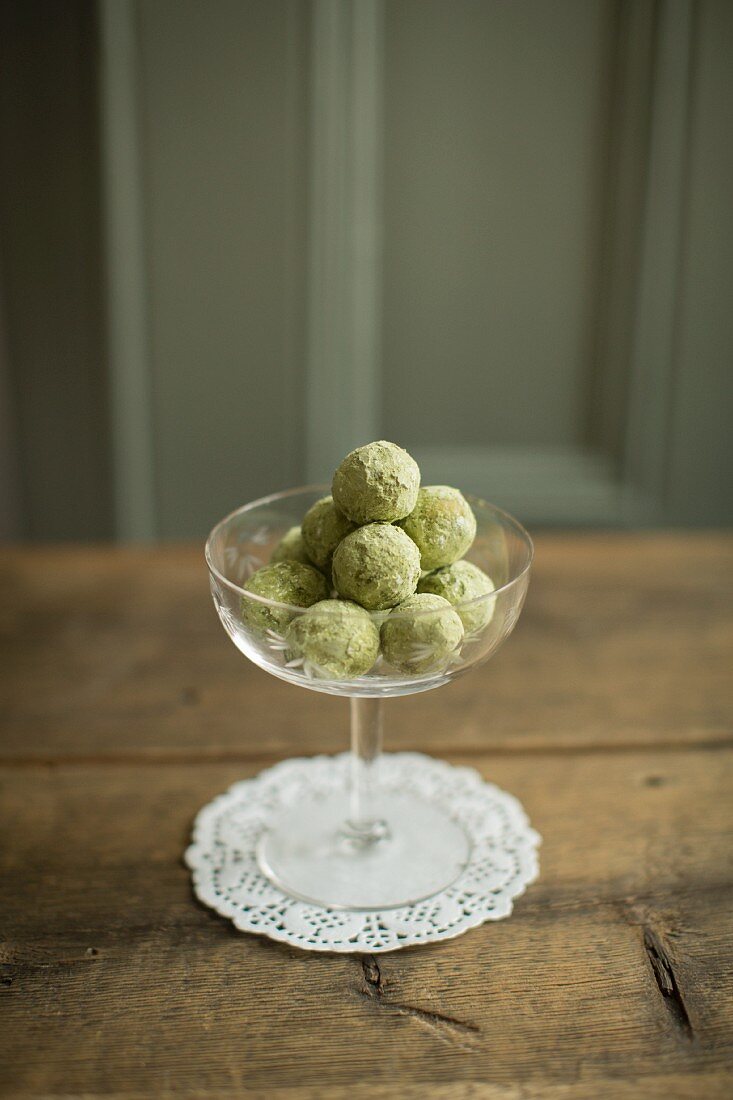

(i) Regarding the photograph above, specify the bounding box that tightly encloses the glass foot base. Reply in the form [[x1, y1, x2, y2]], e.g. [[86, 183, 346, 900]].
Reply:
[[256, 790, 472, 910]]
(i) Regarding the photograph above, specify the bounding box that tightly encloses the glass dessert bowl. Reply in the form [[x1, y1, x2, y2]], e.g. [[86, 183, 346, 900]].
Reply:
[[206, 485, 533, 910]]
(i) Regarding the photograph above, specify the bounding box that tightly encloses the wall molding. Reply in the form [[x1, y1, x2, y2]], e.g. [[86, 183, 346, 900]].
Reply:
[[591, 0, 657, 466], [98, 0, 698, 532], [99, 0, 157, 540], [413, 445, 625, 526], [621, 0, 695, 518], [305, 0, 695, 525], [305, 0, 384, 483], [583, 0, 695, 526]]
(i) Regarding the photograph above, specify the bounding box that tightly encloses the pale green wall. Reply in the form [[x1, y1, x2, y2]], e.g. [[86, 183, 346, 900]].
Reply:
[[99, 0, 733, 533], [666, 0, 733, 523], [1, 0, 731, 539], [138, 0, 310, 538], [383, 0, 616, 451]]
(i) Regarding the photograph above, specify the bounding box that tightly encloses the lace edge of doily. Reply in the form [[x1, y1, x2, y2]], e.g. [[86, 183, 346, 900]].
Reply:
[[184, 752, 541, 954], [185, 848, 541, 954]]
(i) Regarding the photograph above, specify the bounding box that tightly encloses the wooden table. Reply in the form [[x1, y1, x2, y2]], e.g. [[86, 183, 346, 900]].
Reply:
[[1, 534, 732, 1098]]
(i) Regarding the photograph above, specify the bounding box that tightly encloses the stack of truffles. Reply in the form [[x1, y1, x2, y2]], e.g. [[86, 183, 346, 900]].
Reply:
[[242, 441, 496, 680]]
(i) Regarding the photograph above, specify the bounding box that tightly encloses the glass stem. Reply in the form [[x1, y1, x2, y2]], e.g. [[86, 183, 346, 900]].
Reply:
[[346, 697, 388, 846]]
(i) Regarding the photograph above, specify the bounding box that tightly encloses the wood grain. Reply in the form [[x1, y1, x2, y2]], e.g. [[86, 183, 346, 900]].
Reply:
[[0, 536, 731, 1097], [1, 748, 732, 1096], [0, 535, 731, 762]]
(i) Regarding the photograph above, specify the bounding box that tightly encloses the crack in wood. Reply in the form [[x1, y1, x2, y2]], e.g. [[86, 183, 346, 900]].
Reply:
[[359, 956, 480, 1047], [1, 733, 731, 769], [643, 926, 694, 1040], [387, 1000, 482, 1039], [361, 955, 384, 996]]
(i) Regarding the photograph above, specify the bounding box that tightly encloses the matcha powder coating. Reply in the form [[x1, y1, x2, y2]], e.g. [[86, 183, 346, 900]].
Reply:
[[332, 441, 420, 524], [418, 559, 496, 633], [285, 600, 379, 679], [400, 486, 477, 571], [241, 560, 329, 634], [301, 496, 356, 571], [381, 593, 464, 674], [332, 523, 421, 611], [270, 526, 312, 567]]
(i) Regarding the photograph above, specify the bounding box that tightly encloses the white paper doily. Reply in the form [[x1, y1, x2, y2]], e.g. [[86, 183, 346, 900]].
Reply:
[[186, 752, 541, 953]]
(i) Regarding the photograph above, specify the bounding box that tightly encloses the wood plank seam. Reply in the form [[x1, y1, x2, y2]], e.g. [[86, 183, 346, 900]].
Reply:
[[2, 736, 732, 769]]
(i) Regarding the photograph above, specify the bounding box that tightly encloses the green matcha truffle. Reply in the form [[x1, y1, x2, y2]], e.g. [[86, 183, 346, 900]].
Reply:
[[285, 599, 379, 680], [270, 525, 312, 566], [242, 560, 329, 635], [380, 593, 464, 674], [301, 495, 356, 572], [332, 523, 421, 611], [418, 560, 496, 633], [399, 486, 476, 570], [332, 440, 420, 524]]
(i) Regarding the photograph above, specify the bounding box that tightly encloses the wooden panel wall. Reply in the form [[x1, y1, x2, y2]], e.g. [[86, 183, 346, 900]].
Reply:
[[1, 0, 730, 538], [382, 0, 615, 451], [136, 0, 310, 538]]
